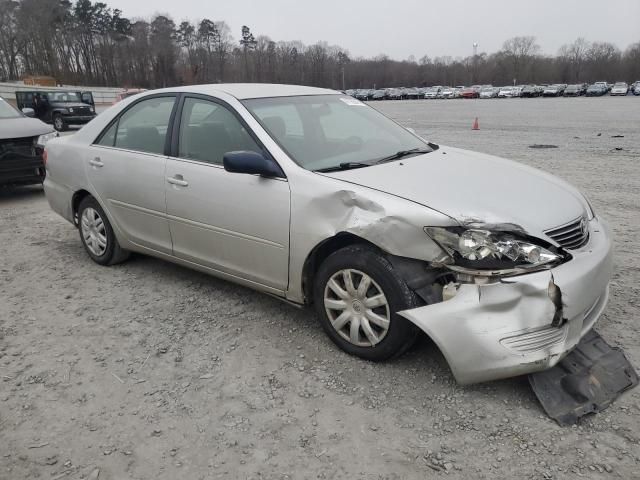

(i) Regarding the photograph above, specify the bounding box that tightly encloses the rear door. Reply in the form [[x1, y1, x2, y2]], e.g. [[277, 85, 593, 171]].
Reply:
[[89, 94, 177, 254], [164, 95, 291, 291]]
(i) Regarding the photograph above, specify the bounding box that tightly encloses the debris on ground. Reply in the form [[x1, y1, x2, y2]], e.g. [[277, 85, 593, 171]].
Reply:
[[530, 330, 638, 426]]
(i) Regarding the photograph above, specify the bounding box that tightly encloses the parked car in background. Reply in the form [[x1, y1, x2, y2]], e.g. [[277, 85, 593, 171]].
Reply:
[[610, 82, 629, 96], [385, 88, 403, 100], [114, 88, 148, 104], [633, 81, 640, 95], [460, 86, 479, 99], [542, 84, 566, 97], [564, 84, 583, 97], [521, 85, 541, 98], [586, 84, 607, 97], [424, 87, 441, 99], [371, 89, 386, 100], [403, 87, 421, 100], [345, 89, 357, 97], [511, 86, 523, 97], [355, 89, 372, 101], [16, 90, 96, 131], [594, 82, 611, 92], [440, 87, 456, 99], [479, 86, 497, 98], [498, 86, 514, 98], [0, 97, 57, 186], [43, 83, 612, 385]]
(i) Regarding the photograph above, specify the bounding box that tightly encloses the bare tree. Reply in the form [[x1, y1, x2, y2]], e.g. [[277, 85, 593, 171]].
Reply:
[[501, 36, 540, 84], [558, 38, 590, 82]]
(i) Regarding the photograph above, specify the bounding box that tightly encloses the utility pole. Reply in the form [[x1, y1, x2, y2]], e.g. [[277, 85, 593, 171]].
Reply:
[[472, 42, 478, 85]]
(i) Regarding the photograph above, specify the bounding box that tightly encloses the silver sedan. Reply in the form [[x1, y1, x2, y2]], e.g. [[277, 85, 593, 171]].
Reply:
[[42, 84, 612, 384]]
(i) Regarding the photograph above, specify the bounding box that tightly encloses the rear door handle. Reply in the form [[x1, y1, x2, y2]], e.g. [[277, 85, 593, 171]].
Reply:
[[167, 175, 188, 187], [89, 157, 104, 168]]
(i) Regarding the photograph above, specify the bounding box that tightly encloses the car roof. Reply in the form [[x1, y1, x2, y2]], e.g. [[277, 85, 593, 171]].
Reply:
[[150, 83, 338, 100]]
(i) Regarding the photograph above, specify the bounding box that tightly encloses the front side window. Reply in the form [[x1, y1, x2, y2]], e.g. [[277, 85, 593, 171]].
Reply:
[[178, 97, 261, 165], [97, 96, 175, 155], [243, 95, 430, 171]]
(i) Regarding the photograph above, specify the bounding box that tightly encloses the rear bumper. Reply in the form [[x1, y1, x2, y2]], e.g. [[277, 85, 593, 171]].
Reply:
[[43, 176, 74, 223], [399, 216, 613, 384], [0, 155, 45, 185]]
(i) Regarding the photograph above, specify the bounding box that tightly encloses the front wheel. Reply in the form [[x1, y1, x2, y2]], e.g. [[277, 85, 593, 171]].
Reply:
[[313, 245, 421, 361]]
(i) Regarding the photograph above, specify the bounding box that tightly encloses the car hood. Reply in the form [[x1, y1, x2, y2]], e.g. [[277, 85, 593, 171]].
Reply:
[[322, 146, 587, 237], [0, 117, 53, 140]]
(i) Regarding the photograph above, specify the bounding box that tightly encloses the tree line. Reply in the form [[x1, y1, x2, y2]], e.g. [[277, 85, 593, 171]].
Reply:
[[1, 0, 639, 89]]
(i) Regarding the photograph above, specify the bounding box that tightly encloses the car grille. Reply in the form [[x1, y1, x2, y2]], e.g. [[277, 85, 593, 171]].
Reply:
[[0, 137, 36, 158], [544, 216, 589, 250]]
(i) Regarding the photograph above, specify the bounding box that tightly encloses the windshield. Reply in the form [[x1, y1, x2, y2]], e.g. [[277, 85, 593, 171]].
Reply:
[[47, 91, 82, 103], [0, 100, 22, 119], [243, 94, 431, 171]]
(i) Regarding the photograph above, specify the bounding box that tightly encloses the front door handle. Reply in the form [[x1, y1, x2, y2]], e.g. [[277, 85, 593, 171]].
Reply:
[[167, 175, 188, 187], [89, 157, 104, 168]]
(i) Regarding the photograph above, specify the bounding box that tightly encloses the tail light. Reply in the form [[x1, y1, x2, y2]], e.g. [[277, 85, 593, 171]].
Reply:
[[43, 149, 48, 166]]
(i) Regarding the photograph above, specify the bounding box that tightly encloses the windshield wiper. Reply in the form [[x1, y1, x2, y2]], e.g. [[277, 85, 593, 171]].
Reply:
[[375, 147, 433, 164], [314, 162, 372, 173]]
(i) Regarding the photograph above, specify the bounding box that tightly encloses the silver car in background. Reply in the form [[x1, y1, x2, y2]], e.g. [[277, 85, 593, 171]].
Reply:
[[43, 84, 612, 384]]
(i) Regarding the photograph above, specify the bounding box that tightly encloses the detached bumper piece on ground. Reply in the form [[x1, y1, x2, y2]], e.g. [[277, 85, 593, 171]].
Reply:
[[529, 330, 638, 426]]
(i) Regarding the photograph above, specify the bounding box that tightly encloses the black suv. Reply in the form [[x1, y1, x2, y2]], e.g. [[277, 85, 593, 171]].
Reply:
[[16, 90, 97, 131]]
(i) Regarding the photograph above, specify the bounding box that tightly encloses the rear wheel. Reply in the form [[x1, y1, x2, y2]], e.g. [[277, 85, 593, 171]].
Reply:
[[313, 245, 421, 361], [78, 196, 129, 266]]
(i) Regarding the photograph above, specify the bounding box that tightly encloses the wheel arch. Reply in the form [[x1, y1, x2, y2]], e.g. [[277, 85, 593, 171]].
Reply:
[[301, 232, 383, 305], [71, 189, 92, 226]]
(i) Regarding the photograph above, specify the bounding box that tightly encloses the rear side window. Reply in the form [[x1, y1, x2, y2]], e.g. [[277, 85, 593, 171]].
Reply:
[[177, 97, 261, 165], [96, 96, 175, 155]]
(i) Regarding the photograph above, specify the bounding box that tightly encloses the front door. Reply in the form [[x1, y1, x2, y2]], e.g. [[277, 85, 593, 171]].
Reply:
[[89, 95, 176, 254], [165, 96, 290, 291]]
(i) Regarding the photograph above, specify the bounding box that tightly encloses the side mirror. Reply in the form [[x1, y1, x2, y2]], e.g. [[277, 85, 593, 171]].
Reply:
[[223, 151, 284, 178], [22, 107, 35, 117]]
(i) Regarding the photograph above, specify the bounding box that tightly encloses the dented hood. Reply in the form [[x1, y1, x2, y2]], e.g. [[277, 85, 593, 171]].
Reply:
[[322, 146, 588, 236], [0, 117, 53, 140]]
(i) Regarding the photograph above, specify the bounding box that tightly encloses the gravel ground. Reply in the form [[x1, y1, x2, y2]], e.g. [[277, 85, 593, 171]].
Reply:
[[1, 97, 639, 480]]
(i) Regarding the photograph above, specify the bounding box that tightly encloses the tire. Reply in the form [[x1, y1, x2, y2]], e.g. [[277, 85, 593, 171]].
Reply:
[[77, 196, 129, 266], [313, 244, 421, 361], [53, 114, 67, 132]]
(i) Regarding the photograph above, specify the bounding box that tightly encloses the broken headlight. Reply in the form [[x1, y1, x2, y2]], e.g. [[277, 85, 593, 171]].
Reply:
[[425, 227, 562, 273], [36, 131, 59, 147]]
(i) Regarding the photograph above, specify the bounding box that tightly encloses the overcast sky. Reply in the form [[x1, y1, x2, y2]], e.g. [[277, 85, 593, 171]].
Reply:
[[106, 0, 640, 59]]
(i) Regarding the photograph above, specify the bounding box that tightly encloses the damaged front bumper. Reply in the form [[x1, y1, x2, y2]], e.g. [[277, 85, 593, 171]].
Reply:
[[398, 217, 613, 384], [0, 153, 46, 186]]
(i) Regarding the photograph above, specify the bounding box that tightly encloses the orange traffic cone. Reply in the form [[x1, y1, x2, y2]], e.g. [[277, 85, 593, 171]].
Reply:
[[472, 117, 480, 130]]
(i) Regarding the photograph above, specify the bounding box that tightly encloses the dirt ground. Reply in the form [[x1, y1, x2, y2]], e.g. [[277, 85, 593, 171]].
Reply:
[[1, 97, 639, 480]]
